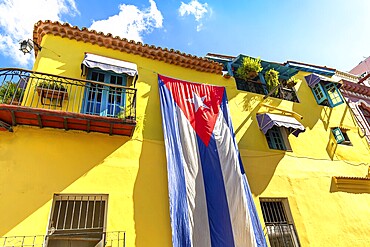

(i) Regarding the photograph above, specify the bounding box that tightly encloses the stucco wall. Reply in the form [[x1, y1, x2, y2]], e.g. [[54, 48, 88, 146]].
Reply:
[[1, 34, 370, 247]]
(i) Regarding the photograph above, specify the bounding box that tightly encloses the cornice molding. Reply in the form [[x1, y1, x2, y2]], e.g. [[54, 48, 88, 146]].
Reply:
[[341, 80, 370, 97], [33, 20, 223, 74], [332, 176, 370, 193]]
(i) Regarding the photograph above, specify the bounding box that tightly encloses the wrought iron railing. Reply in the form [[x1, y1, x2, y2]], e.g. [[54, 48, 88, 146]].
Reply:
[[235, 78, 299, 102], [264, 224, 300, 247], [235, 77, 267, 95], [0, 68, 136, 122], [278, 86, 299, 103], [1, 231, 126, 247]]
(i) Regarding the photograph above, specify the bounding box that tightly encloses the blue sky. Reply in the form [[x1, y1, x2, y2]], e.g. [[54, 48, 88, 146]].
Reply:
[[0, 0, 369, 72]]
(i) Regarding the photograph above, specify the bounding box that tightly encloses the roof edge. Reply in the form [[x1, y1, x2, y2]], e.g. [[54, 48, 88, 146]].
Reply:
[[33, 20, 223, 74]]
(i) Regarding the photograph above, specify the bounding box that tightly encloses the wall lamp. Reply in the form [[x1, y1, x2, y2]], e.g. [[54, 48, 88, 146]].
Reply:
[[19, 39, 42, 55]]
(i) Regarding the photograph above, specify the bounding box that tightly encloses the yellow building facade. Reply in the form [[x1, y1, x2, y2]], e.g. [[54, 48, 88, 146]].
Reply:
[[1, 21, 370, 247]]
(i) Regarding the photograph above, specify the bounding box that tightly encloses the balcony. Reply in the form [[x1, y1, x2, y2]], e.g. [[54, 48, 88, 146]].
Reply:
[[235, 77, 267, 95], [264, 224, 300, 247], [0, 68, 137, 136], [235, 78, 299, 102], [1, 231, 126, 247]]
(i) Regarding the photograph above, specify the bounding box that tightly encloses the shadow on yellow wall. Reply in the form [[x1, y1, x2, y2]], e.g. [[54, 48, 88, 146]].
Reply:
[[133, 79, 172, 247], [242, 151, 285, 196], [0, 127, 128, 236]]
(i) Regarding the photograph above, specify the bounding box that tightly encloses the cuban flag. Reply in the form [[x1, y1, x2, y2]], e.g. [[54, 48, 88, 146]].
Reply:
[[158, 75, 267, 247]]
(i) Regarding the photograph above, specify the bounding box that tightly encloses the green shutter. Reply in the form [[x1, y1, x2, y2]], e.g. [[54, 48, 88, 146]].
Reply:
[[311, 83, 327, 104], [324, 83, 344, 107], [332, 128, 345, 144]]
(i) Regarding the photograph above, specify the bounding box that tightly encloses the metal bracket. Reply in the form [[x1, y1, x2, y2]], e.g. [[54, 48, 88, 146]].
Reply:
[[0, 120, 13, 132]]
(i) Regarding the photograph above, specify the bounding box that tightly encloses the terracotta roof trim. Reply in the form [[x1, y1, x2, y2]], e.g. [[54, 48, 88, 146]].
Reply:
[[334, 176, 370, 181], [342, 80, 370, 97], [33, 20, 223, 74]]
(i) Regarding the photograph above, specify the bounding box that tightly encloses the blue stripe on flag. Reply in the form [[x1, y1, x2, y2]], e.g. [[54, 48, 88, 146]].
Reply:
[[159, 79, 192, 247], [197, 134, 235, 247], [243, 176, 268, 247], [220, 91, 268, 247], [219, 91, 245, 174]]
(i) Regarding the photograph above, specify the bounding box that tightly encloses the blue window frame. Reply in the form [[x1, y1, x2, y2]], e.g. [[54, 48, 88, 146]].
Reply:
[[332, 127, 352, 145], [82, 69, 127, 117], [311, 82, 344, 108], [332, 127, 345, 144], [265, 126, 286, 150]]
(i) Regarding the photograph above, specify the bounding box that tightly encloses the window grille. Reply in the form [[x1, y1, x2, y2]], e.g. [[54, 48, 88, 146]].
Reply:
[[50, 194, 107, 232], [260, 198, 300, 247]]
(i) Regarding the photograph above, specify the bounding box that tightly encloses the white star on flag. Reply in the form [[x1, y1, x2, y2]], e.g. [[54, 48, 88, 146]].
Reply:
[[186, 92, 209, 112]]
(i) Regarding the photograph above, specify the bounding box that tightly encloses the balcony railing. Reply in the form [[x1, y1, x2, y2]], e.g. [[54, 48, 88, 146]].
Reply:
[[235, 77, 267, 95], [235, 78, 299, 102], [0, 68, 136, 119], [1, 231, 126, 247], [0, 68, 137, 135], [264, 224, 300, 247]]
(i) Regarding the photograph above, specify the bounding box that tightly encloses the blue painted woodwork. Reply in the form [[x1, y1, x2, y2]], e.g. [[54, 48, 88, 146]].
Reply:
[[82, 69, 127, 117]]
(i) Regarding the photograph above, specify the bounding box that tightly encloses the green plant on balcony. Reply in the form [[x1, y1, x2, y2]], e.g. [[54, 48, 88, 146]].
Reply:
[[36, 81, 68, 105], [0, 81, 23, 104], [37, 81, 66, 91], [236, 57, 263, 80], [117, 105, 135, 122], [223, 72, 231, 79], [116, 106, 126, 119], [285, 76, 301, 89], [264, 69, 280, 93]]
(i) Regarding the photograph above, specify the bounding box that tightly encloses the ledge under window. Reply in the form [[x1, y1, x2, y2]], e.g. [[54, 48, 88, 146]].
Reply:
[[331, 176, 370, 193]]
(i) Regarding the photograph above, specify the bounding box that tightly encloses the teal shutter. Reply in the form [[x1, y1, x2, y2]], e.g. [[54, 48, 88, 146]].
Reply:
[[324, 83, 344, 108], [311, 83, 327, 104], [332, 127, 345, 144], [266, 126, 286, 150]]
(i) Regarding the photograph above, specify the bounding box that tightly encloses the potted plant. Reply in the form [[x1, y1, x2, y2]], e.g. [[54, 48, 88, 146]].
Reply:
[[223, 72, 231, 79], [285, 76, 301, 89], [0, 81, 23, 104], [264, 69, 280, 92], [236, 56, 263, 80], [37, 81, 68, 101], [116, 105, 135, 123]]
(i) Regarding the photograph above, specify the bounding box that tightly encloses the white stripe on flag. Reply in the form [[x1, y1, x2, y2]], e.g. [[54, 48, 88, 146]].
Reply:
[[177, 107, 211, 247], [213, 111, 258, 247]]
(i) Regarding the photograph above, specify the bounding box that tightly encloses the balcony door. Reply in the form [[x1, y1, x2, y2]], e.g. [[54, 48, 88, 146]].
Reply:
[[82, 69, 127, 117]]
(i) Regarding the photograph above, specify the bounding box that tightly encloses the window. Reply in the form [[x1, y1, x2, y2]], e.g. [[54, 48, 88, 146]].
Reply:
[[332, 127, 352, 145], [82, 69, 127, 117], [311, 82, 344, 108], [260, 198, 300, 247], [359, 105, 370, 125], [265, 126, 292, 151], [47, 194, 108, 247]]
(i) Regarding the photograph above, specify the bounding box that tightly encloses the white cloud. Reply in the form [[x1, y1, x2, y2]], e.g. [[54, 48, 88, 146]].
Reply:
[[0, 0, 79, 66], [89, 0, 163, 43], [178, 0, 209, 31]]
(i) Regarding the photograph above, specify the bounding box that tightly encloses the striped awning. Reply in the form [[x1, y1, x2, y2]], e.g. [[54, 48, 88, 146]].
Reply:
[[82, 53, 138, 76], [256, 113, 305, 137], [304, 73, 341, 88]]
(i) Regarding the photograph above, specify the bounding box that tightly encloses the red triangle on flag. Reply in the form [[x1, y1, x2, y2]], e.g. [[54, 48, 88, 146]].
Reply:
[[159, 75, 225, 146]]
